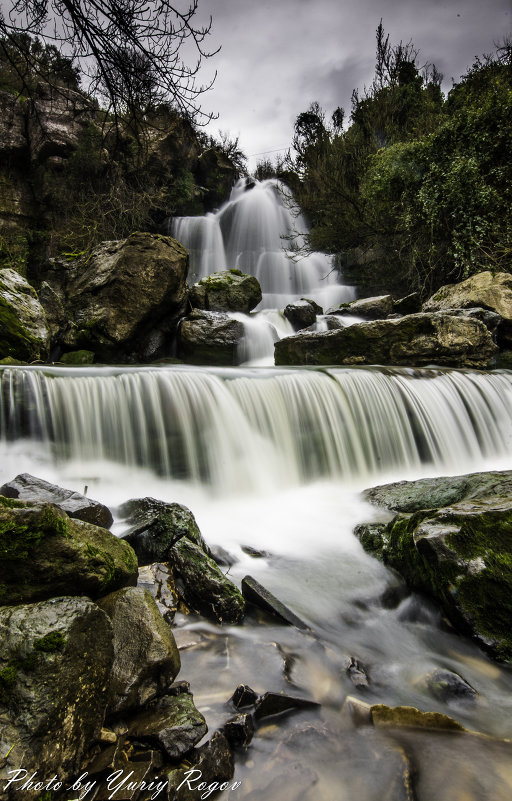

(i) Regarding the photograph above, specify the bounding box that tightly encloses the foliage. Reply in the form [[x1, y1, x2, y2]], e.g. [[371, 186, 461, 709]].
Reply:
[[0, 33, 80, 95]]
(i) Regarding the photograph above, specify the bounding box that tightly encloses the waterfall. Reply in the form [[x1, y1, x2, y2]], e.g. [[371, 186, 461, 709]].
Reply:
[[2, 365, 512, 495]]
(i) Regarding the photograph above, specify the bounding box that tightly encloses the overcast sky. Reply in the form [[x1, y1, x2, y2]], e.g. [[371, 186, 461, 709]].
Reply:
[[193, 0, 511, 171]]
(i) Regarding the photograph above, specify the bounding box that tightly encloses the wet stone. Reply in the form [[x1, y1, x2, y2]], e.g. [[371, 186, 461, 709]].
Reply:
[[254, 692, 320, 720], [223, 712, 255, 749], [423, 669, 478, 705], [137, 562, 179, 624], [241, 545, 271, 559], [128, 692, 207, 761], [241, 575, 310, 630], [344, 656, 370, 689], [230, 684, 259, 710]]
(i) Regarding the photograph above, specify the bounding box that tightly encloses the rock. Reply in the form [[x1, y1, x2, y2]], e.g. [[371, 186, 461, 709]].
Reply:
[[120, 497, 211, 565], [283, 299, 318, 331], [97, 587, 181, 715], [0, 597, 113, 796], [353, 522, 390, 554], [436, 306, 502, 337], [0, 90, 27, 160], [358, 491, 512, 660], [0, 498, 138, 605], [422, 668, 478, 704], [392, 292, 421, 315], [340, 695, 373, 727], [241, 575, 309, 630], [423, 271, 512, 346], [169, 538, 245, 624], [230, 684, 259, 710], [189, 269, 262, 313], [137, 562, 179, 624], [344, 657, 370, 688], [28, 84, 94, 164], [59, 349, 95, 364], [177, 309, 244, 366], [254, 692, 320, 720], [223, 712, 255, 749], [370, 704, 466, 731], [337, 294, 394, 319], [44, 232, 188, 362], [167, 731, 236, 801], [210, 545, 238, 567], [0, 269, 49, 361], [128, 691, 207, 760], [0, 473, 113, 528], [274, 312, 497, 368], [241, 545, 270, 559], [362, 469, 512, 514]]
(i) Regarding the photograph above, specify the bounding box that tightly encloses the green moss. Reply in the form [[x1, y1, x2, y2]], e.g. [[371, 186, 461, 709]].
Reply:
[[34, 632, 66, 653], [59, 350, 95, 365], [0, 666, 17, 688], [0, 505, 69, 561], [0, 496, 26, 509]]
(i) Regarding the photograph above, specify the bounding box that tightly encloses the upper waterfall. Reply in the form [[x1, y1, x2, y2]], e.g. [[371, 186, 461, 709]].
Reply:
[[170, 178, 355, 311]]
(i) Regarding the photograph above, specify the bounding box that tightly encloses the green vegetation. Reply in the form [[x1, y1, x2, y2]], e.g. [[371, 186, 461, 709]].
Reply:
[[270, 24, 512, 297], [34, 632, 66, 652]]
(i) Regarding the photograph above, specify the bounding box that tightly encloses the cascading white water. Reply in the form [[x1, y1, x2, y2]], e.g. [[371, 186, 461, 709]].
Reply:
[[170, 179, 356, 363]]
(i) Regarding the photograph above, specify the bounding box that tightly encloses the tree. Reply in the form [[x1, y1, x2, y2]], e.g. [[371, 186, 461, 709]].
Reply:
[[0, 0, 217, 125]]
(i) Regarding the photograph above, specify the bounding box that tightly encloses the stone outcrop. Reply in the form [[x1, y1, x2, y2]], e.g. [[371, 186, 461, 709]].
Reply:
[[0, 498, 138, 605], [0, 269, 49, 361], [356, 470, 512, 661], [336, 294, 393, 320], [0, 596, 113, 799], [190, 269, 262, 313], [423, 271, 512, 346], [178, 309, 245, 366], [0, 473, 113, 528], [274, 312, 498, 368]]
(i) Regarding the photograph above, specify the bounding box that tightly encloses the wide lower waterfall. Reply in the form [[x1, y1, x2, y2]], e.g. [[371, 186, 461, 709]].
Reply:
[[2, 365, 512, 493]]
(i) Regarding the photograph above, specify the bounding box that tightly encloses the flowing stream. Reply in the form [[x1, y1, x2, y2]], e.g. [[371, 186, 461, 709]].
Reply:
[[2, 363, 512, 799]]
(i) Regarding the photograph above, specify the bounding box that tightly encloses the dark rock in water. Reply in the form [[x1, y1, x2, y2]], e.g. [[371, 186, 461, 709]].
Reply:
[[177, 309, 244, 366], [189, 269, 262, 313], [167, 731, 235, 801], [380, 580, 410, 609], [120, 497, 211, 565], [370, 703, 466, 731], [137, 562, 179, 623], [343, 656, 370, 688], [128, 691, 207, 760], [230, 684, 259, 709], [169, 538, 245, 624], [241, 545, 271, 559], [337, 294, 394, 320], [0, 499, 137, 605], [274, 312, 497, 369], [97, 587, 181, 715], [354, 522, 390, 554], [241, 575, 309, 630], [0, 472, 113, 529], [210, 544, 238, 567], [223, 712, 255, 749], [0, 597, 113, 792], [284, 299, 318, 331], [363, 469, 512, 515], [393, 292, 421, 315], [422, 668, 478, 704], [254, 691, 320, 720]]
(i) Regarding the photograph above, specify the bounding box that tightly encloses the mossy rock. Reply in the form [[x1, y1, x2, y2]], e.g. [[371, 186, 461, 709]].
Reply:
[[59, 349, 95, 364], [0, 268, 49, 361], [371, 704, 466, 731], [189, 269, 262, 314], [0, 500, 138, 605]]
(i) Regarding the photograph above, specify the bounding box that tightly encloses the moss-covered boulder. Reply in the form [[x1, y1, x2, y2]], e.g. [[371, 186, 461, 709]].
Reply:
[[275, 312, 497, 368], [0, 596, 113, 797], [0, 268, 49, 361], [178, 309, 244, 366], [128, 690, 207, 760], [98, 587, 181, 715], [423, 271, 512, 347], [0, 499, 137, 605], [189, 269, 262, 314], [357, 474, 512, 661], [59, 349, 95, 364]]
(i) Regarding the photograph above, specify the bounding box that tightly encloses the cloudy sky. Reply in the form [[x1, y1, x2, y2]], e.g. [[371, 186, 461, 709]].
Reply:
[[193, 0, 511, 171]]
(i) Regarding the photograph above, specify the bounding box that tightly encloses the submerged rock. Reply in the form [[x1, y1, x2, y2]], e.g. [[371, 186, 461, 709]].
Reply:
[[254, 691, 320, 720], [0, 268, 49, 361], [97, 587, 181, 715], [177, 309, 244, 365], [0, 498, 137, 605], [275, 312, 498, 368], [370, 704, 466, 731], [241, 575, 309, 630], [0, 472, 113, 528], [0, 596, 113, 796], [421, 668, 478, 705], [190, 269, 262, 313]]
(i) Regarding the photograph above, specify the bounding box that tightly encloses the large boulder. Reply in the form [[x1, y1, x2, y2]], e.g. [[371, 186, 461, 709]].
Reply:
[[356, 471, 512, 661], [423, 271, 512, 347], [0, 596, 113, 800], [274, 312, 497, 368], [189, 269, 262, 313], [41, 232, 189, 362], [0, 473, 113, 529], [178, 309, 244, 365], [97, 587, 181, 715], [0, 498, 138, 605], [0, 269, 49, 361], [128, 690, 207, 760], [284, 299, 320, 331], [337, 294, 393, 320]]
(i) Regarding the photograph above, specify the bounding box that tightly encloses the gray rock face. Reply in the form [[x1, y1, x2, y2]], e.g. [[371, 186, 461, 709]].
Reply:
[[0, 473, 113, 528], [177, 309, 244, 365], [0, 499, 138, 606], [0, 268, 49, 361], [284, 299, 319, 331], [0, 90, 27, 160], [392, 292, 421, 315], [338, 294, 394, 320], [98, 587, 180, 715], [129, 691, 207, 760], [275, 312, 498, 369], [0, 597, 113, 799], [28, 84, 94, 163], [190, 269, 262, 313]]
